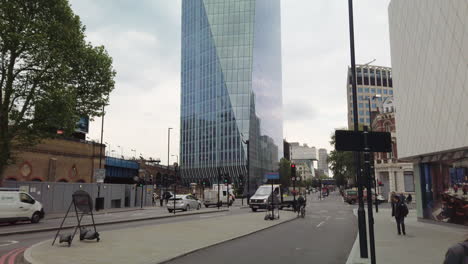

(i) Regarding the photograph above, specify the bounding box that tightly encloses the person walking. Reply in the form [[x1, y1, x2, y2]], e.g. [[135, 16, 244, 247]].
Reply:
[[406, 194, 413, 204], [394, 195, 409, 235], [443, 237, 468, 264], [391, 192, 397, 217]]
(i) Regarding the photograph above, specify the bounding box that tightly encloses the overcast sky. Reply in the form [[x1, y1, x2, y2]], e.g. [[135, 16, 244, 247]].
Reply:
[[69, 0, 391, 165]]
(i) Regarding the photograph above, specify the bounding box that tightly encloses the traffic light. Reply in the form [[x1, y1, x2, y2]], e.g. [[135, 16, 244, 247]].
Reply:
[[291, 164, 296, 178]]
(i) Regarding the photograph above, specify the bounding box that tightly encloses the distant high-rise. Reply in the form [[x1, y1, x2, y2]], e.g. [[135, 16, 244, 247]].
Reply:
[[317, 148, 328, 175], [180, 0, 283, 190], [347, 65, 393, 129]]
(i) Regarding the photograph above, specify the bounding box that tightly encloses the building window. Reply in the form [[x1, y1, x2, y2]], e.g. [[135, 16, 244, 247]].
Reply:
[[365, 88, 369, 93], [359, 103, 363, 108], [359, 118, 364, 123], [358, 87, 363, 92], [366, 118, 370, 123], [377, 88, 382, 94], [404, 172, 415, 192], [389, 90, 393, 95], [384, 89, 388, 95], [371, 88, 376, 93], [359, 110, 364, 115]]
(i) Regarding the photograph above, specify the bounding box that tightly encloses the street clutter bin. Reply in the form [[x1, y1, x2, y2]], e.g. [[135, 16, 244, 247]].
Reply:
[[95, 197, 104, 211]]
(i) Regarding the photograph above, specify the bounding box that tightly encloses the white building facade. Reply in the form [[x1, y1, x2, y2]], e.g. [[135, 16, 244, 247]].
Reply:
[[389, 0, 468, 225]]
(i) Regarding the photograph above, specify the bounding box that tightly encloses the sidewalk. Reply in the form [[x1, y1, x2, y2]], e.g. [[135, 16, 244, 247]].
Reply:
[[24, 211, 297, 264], [44, 205, 162, 220], [346, 208, 465, 264]]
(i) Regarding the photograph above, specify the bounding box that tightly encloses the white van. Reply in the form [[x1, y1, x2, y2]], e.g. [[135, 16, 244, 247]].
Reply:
[[0, 190, 45, 224]]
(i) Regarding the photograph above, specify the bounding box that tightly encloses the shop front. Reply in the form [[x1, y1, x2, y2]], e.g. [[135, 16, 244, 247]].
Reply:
[[419, 153, 468, 226]]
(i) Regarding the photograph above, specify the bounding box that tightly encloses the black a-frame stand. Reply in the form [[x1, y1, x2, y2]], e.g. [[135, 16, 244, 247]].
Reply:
[[52, 190, 100, 247]]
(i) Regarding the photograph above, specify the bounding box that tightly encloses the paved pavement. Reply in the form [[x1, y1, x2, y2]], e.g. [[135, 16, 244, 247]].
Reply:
[[0, 207, 246, 264], [166, 192, 357, 264], [0, 202, 242, 236], [346, 207, 465, 264], [23, 209, 297, 264]]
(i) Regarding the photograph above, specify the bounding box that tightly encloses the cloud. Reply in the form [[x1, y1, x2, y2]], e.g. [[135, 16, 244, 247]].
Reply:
[[69, 0, 391, 163]]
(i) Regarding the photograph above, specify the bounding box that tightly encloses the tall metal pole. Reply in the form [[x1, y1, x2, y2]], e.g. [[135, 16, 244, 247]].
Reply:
[[226, 173, 230, 208], [368, 97, 378, 213], [217, 168, 221, 210], [246, 140, 250, 205], [98, 105, 105, 200], [364, 126, 376, 264], [99, 105, 105, 169], [348, 0, 368, 258], [167, 128, 172, 205], [174, 165, 177, 215]]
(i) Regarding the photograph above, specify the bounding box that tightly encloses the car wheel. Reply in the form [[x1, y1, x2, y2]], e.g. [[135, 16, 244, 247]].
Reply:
[[251, 208, 257, 212], [205, 204, 209, 208], [31, 212, 41, 223], [197, 204, 201, 210], [168, 209, 173, 213], [185, 205, 190, 211]]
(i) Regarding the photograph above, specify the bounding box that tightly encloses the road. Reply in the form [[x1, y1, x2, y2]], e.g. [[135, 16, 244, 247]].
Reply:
[[0, 206, 247, 264], [167, 192, 357, 264]]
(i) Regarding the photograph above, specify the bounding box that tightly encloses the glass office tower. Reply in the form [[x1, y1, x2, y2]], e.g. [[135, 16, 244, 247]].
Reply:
[[180, 0, 283, 191]]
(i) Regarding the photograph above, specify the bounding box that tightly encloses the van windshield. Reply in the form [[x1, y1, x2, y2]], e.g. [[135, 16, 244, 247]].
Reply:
[[255, 186, 271, 196]]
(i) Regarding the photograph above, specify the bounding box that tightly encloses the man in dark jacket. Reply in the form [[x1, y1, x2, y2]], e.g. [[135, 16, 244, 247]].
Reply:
[[443, 238, 468, 264], [394, 196, 408, 235]]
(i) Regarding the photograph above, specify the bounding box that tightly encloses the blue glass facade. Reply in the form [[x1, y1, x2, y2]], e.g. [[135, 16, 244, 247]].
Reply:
[[180, 0, 282, 189]]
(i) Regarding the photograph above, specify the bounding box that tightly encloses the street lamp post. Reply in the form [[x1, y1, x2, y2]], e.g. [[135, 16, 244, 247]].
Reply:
[[241, 137, 250, 205], [167, 127, 173, 205], [348, 0, 368, 258], [367, 94, 381, 213]]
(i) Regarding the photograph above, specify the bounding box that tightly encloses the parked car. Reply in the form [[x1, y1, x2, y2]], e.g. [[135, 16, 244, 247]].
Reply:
[[166, 194, 201, 213], [344, 189, 358, 204], [0, 189, 45, 224]]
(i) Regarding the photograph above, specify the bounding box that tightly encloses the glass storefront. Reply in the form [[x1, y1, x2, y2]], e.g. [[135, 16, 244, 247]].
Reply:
[[420, 157, 468, 226]]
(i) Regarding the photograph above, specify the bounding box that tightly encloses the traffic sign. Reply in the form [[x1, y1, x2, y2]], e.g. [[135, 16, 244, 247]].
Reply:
[[265, 173, 279, 180], [335, 130, 392, 152]]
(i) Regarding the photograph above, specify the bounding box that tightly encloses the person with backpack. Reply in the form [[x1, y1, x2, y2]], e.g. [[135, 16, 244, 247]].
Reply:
[[394, 195, 409, 235]]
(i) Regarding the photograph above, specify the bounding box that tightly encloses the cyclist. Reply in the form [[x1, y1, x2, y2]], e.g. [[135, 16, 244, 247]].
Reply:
[[296, 194, 306, 216]]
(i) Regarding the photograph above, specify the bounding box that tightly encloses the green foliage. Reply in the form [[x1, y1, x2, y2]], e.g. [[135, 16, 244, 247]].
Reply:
[[0, 0, 116, 181], [278, 158, 291, 187]]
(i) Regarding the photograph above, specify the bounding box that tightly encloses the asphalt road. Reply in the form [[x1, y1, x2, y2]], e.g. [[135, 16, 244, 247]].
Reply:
[[0, 206, 248, 264], [166, 192, 357, 264]]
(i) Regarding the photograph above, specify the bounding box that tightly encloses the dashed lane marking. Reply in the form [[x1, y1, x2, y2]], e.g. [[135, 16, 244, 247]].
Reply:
[[316, 221, 325, 228]]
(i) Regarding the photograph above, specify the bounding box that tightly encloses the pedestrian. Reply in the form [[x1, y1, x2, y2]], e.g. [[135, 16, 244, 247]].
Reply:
[[159, 190, 164, 206], [406, 194, 413, 204], [394, 195, 409, 235], [443, 237, 468, 264], [391, 192, 397, 217]]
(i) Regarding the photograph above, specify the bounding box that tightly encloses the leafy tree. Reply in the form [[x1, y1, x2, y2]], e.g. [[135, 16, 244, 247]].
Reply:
[[0, 0, 116, 182], [278, 157, 291, 187]]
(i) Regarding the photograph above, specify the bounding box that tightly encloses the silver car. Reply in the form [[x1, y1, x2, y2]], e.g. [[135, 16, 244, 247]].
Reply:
[[167, 195, 201, 213]]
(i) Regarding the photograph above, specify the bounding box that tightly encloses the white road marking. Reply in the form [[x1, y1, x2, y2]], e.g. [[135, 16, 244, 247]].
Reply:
[[316, 221, 325, 228], [0, 240, 19, 247], [335, 217, 346, 220]]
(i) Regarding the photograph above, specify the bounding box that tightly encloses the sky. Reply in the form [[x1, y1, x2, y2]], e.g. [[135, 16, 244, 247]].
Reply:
[[69, 0, 392, 166]]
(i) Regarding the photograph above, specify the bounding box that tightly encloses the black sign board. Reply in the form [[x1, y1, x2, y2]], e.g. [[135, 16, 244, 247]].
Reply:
[[72, 190, 93, 214], [335, 130, 392, 152]]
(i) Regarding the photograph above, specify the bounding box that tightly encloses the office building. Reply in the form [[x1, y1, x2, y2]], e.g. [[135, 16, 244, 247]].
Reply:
[[317, 148, 328, 176], [347, 65, 393, 129], [180, 0, 283, 190], [389, 0, 468, 225]]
